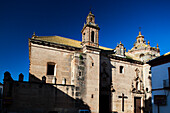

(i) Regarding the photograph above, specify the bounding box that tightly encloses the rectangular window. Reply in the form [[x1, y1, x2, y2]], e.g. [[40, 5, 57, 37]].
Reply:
[[47, 63, 55, 75], [120, 66, 124, 74], [91, 31, 94, 42], [76, 92, 81, 96], [79, 72, 82, 77], [76, 87, 80, 91]]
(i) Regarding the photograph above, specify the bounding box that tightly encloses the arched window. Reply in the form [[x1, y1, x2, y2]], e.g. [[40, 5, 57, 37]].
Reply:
[[91, 31, 94, 42], [138, 40, 140, 43], [90, 17, 93, 22], [140, 54, 144, 58], [120, 48, 124, 55]]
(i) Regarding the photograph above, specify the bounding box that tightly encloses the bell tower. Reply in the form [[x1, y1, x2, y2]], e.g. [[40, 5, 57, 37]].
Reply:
[[81, 11, 100, 47]]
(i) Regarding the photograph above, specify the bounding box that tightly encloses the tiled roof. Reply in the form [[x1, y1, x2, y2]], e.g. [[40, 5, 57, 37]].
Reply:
[[164, 51, 170, 56], [33, 36, 112, 50]]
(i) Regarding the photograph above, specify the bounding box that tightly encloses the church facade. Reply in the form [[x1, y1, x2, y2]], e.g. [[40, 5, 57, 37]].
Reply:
[[29, 11, 160, 113]]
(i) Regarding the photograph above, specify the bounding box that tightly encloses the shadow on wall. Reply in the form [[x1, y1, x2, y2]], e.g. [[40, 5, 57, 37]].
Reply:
[[2, 72, 91, 113], [141, 96, 152, 113], [99, 49, 116, 113]]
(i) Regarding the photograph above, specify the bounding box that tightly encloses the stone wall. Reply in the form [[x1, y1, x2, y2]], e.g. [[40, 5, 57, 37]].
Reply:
[[100, 55, 152, 113], [29, 43, 74, 84], [3, 72, 90, 113]]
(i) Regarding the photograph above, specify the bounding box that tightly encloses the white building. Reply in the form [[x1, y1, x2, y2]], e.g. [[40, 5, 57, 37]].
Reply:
[[148, 52, 170, 113]]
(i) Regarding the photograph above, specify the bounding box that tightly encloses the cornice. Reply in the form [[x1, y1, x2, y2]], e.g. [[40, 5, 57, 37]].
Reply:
[[29, 38, 81, 51]]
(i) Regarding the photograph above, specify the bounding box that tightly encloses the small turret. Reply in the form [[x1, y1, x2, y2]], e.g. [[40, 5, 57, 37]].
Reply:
[[115, 41, 125, 57], [86, 11, 95, 24], [156, 43, 160, 52], [32, 32, 36, 39], [81, 11, 100, 47]]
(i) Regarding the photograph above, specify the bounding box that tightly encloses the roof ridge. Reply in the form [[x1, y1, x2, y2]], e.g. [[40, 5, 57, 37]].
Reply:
[[37, 35, 81, 42]]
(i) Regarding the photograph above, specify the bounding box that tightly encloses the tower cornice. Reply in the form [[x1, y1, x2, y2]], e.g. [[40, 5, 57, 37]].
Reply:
[[81, 24, 100, 33]]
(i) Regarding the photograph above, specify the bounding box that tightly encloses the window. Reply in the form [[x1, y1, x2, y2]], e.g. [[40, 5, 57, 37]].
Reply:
[[140, 54, 144, 58], [90, 17, 93, 22], [83, 33, 85, 41], [120, 66, 124, 74], [91, 31, 94, 42], [76, 92, 80, 96], [76, 87, 80, 91], [120, 48, 124, 55], [146, 88, 148, 92], [47, 62, 55, 75], [79, 72, 82, 77], [92, 63, 94, 66], [91, 94, 94, 98]]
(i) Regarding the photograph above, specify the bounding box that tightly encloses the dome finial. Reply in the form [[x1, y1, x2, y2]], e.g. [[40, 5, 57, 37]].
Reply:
[[148, 40, 150, 45], [89, 5, 92, 14], [157, 43, 159, 49], [139, 27, 142, 35]]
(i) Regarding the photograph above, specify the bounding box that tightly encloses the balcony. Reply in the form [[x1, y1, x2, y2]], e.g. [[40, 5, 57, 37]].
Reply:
[[163, 79, 170, 88]]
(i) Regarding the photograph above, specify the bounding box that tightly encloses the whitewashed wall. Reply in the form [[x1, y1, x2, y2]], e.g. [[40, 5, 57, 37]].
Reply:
[[152, 63, 170, 113]]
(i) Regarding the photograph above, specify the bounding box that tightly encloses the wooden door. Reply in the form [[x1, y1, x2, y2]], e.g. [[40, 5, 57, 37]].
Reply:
[[134, 97, 141, 113]]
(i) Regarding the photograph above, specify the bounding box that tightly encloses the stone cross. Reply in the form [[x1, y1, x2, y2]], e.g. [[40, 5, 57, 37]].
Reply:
[[118, 93, 128, 111]]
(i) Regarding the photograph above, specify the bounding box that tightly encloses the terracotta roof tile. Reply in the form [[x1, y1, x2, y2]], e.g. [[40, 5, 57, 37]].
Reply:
[[34, 36, 112, 50]]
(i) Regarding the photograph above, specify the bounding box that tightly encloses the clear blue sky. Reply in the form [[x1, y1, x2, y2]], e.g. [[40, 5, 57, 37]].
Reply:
[[0, 0, 170, 83]]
